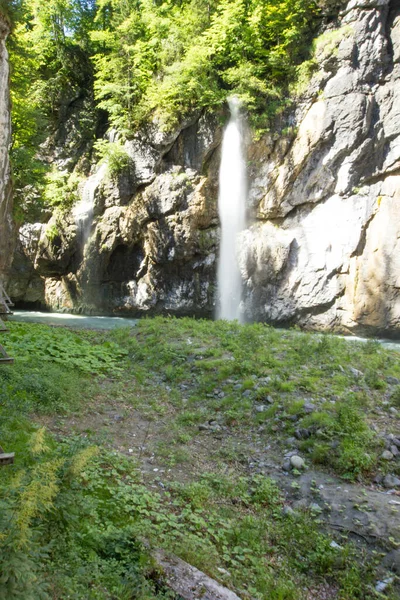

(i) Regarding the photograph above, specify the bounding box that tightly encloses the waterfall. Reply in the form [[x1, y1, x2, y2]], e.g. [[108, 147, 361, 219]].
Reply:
[[73, 162, 108, 249], [216, 97, 247, 322]]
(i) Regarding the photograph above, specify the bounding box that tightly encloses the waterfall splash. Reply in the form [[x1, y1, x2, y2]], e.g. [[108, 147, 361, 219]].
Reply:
[[216, 97, 247, 322], [73, 162, 108, 249]]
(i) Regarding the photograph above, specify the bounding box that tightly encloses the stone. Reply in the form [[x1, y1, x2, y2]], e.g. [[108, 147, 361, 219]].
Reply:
[[295, 428, 311, 440], [375, 578, 394, 593], [383, 475, 400, 489], [290, 455, 306, 470], [282, 506, 295, 517], [242, 389, 252, 398], [386, 376, 400, 385], [390, 445, 399, 457], [303, 402, 316, 414], [309, 502, 322, 513], [381, 450, 394, 461], [349, 367, 363, 378], [255, 405, 267, 413], [389, 407, 399, 416]]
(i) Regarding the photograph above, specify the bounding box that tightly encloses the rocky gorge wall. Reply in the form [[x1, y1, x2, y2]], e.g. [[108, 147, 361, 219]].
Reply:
[[9, 0, 400, 335], [0, 15, 13, 281]]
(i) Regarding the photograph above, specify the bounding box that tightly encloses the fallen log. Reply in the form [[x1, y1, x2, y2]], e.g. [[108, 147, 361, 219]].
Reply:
[[153, 549, 242, 600]]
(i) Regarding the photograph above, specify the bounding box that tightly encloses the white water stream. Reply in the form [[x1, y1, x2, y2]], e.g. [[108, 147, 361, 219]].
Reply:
[[217, 98, 247, 322], [73, 162, 108, 249]]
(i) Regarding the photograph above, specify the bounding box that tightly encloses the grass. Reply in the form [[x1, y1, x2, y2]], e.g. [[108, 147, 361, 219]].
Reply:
[[1, 317, 400, 599]]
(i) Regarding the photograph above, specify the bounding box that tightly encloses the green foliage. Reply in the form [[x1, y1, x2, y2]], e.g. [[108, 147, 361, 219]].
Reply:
[[90, 0, 321, 132], [1, 319, 398, 599], [94, 139, 131, 178], [6, 322, 128, 376], [42, 167, 82, 209], [9, 0, 96, 220], [0, 422, 173, 599]]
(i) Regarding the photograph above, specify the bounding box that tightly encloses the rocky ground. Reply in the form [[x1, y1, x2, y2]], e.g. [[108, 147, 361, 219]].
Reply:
[[25, 317, 400, 598]]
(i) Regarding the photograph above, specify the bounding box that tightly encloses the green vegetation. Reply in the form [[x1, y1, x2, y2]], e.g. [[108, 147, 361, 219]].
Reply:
[[6, 0, 324, 219], [1, 318, 399, 599], [94, 139, 132, 179]]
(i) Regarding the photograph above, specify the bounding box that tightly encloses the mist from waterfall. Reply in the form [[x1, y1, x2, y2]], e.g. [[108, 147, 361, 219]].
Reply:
[[73, 162, 108, 250], [216, 97, 247, 322]]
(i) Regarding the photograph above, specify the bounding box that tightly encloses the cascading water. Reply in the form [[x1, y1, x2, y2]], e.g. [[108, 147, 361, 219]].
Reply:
[[216, 97, 247, 322], [73, 162, 108, 250]]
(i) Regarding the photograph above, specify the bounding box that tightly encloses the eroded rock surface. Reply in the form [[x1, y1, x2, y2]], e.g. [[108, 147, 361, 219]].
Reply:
[[244, 0, 400, 334]]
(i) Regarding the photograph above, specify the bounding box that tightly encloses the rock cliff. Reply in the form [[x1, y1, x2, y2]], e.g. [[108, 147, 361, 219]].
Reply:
[[244, 0, 400, 335], [9, 0, 400, 335], [0, 15, 13, 281]]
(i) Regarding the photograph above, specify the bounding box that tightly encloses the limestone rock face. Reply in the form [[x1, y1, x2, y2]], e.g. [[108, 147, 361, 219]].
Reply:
[[0, 16, 13, 281], [10, 115, 221, 316], [9, 0, 400, 334], [243, 0, 400, 334]]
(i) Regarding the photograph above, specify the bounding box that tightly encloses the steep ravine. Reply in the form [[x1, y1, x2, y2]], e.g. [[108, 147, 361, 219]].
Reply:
[[9, 0, 400, 336], [0, 14, 13, 281]]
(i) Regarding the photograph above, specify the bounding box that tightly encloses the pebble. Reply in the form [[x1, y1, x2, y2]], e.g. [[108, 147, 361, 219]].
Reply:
[[282, 459, 291, 472], [386, 376, 400, 385], [382, 450, 394, 461], [349, 367, 363, 377], [375, 578, 394, 593], [286, 437, 297, 446], [255, 404, 267, 413], [383, 474, 400, 489], [266, 395, 274, 404], [303, 402, 316, 413], [389, 407, 398, 415], [295, 428, 311, 439], [373, 474, 383, 484], [282, 506, 295, 517], [242, 389, 252, 398], [330, 541, 342, 550], [390, 445, 399, 457], [290, 455, 305, 470]]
